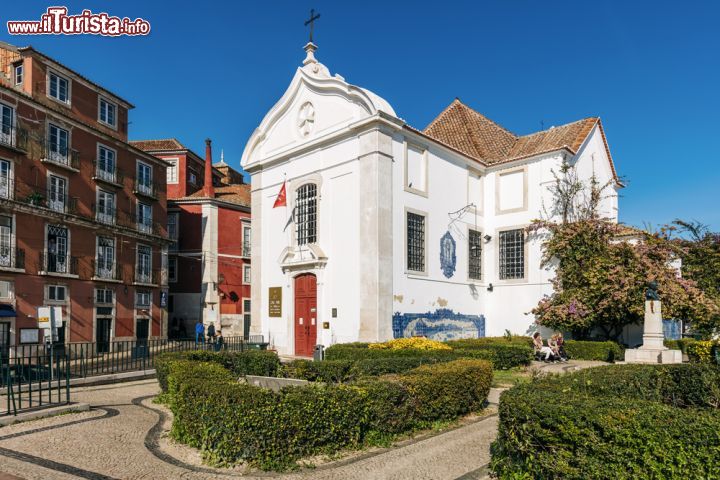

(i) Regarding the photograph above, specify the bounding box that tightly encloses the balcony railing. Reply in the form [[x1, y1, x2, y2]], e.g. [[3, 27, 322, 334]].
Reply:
[[42, 142, 80, 170], [46, 189, 78, 214], [91, 260, 122, 281], [0, 125, 28, 151], [133, 180, 158, 199], [0, 247, 24, 270], [0, 177, 13, 200], [92, 204, 116, 225], [134, 269, 159, 285], [128, 212, 156, 235], [40, 251, 78, 275], [92, 160, 124, 186]]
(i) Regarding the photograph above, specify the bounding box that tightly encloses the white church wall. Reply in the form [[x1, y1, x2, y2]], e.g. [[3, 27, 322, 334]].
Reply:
[[570, 125, 619, 222], [391, 133, 487, 341]]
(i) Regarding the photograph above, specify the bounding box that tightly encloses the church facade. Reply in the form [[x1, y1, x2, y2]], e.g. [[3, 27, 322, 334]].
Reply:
[[241, 43, 621, 356]]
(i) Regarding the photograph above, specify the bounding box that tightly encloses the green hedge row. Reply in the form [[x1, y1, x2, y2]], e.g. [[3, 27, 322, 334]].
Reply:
[[156, 350, 280, 393], [166, 358, 492, 470], [491, 364, 720, 479], [280, 357, 444, 383], [324, 340, 532, 370], [562, 340, 625, 362]]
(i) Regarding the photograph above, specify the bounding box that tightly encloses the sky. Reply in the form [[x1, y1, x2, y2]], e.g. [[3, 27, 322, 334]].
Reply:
[[2, 1, 719, 230]]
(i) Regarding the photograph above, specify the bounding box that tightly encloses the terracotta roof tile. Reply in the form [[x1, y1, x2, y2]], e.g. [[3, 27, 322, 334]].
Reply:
[[421, 100, 619, 182], [130, 139, 186, 151], [184, 184, 250, 206]]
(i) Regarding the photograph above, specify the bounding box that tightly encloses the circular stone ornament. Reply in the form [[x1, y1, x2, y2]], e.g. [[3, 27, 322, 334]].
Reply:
[[297, 102, 316, 137]]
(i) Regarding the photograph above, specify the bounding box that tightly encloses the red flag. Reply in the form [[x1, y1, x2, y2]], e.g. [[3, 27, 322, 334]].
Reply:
[[273, 181, 287, 208]]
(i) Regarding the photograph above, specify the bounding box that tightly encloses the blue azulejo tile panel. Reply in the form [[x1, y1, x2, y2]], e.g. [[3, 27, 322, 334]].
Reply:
[[392, 308, 485, 341]]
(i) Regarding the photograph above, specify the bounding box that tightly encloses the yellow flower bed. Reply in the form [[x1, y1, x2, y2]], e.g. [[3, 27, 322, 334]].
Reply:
[[686, 340, 717, 363], [368, 337, 452, 351]]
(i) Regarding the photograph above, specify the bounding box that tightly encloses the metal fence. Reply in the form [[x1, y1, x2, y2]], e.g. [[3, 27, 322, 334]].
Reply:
[[1, 350, 70, 416], [8, 336, 266, 381]]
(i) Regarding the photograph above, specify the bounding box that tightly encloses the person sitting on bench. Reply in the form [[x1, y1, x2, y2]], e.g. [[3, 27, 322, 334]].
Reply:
[[533, 332, 554, 361]]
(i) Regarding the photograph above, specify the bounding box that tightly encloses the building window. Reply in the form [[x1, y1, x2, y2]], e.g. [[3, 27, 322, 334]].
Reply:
[[168, 256, 177, 282], [98, 97, 117, 127], [166, 159, 178, 184], [405, 143, 428, 195], [243, 299, 251, 336], [468, 229, 482, 280], [137, 202, 152, 234], [0, 160, 11, 200], [0, 215, 13, 268], [406, 211, 426, 273], [0, 280, 13, 300], [242, 225, 251, 257], [96, 145, 116, 182], [295, 183, 317, 245], [47, 285, 67, 302], [167, 212, 178, 244], [136, 161, 153, 195], [188, 170, 197, 186], [243, 265, 251, 284], [48, 174, 67, 212], [499, 229, 525, 280], [95, 288, 113, 304], [46, 225, 69, 274], [14, 65, 23, 85], [96, 236, 115, 279], [48, 71, 70, 104], [0, 103, 14, 148], [48, 124, 69, 165], [136, 245, 152, 284], [96, 190, 115, 225], [135, 290, 151, 308]]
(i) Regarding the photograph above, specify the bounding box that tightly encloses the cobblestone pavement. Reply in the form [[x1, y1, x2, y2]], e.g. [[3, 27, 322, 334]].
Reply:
[[0, 360, 604, 480]]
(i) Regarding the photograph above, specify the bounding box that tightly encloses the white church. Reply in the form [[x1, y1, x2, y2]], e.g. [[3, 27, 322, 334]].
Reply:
[[241, 42, 621, 356]]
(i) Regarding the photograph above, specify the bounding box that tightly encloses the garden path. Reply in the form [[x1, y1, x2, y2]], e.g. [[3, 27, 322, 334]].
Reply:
[[0, 360, 604, 480]]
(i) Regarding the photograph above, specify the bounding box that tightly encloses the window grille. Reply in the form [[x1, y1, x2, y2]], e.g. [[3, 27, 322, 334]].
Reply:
[[468, 229, 482, 280], [406, 212, 425, 272], [499, 229, 525, 280], [296, 184, 317, 245]]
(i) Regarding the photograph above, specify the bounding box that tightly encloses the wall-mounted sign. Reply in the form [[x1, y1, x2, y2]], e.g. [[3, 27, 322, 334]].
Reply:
[[322, 322, 330, 329], [20, 328, 40, 344], [269, 287, 282, 317]]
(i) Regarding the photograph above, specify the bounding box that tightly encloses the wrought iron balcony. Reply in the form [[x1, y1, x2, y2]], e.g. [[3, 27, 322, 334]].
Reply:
[[0, 125, 28, 151], [42, 141, 80, 170], [0, 177, 14, 200], [40, 251, 78, 275], [46, 189, 78, 214], [0, 247, 24, 270], [134, 268, 159, 285], [133, 179, 158, 199], [92, 204, 116, 225], [91, 260, 122, 281], [92, 160, 124, 186]]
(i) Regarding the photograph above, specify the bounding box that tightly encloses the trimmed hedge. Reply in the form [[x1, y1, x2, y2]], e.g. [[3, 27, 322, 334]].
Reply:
[[166, 358, 492, 470], [156, 350, 280, 392], [491, 364, 720, 479], [281, 357, 443, 383], [324, 339, 532, 370], [562, 340, 624, 362]]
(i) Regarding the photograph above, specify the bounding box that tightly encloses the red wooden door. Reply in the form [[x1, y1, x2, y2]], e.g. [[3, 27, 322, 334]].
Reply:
[[294, 274, 317, 357]]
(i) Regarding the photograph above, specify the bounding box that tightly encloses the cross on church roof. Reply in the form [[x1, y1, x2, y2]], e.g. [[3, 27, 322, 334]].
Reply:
[[304, 9, 320, 43]]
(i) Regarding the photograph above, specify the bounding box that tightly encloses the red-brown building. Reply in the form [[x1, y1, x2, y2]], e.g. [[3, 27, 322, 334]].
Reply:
[[0, 42, 170, 356], [131, 139, 250, 338]]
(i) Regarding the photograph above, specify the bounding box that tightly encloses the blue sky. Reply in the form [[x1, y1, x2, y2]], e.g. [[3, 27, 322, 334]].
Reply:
[[2, 1, 718, 230]]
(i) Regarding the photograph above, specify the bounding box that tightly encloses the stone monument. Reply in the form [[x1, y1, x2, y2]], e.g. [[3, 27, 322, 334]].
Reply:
[[624, 281, 682, 364]]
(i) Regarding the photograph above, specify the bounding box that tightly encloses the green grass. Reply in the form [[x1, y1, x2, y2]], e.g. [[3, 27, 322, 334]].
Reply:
[[492, 367, 532, 388]]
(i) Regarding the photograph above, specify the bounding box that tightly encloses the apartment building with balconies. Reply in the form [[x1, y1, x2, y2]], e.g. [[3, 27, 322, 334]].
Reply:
[[0, 41, 170, 356]]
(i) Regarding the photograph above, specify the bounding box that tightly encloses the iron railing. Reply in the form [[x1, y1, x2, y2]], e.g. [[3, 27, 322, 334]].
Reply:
[[133, 179, 158, 199], [39, 251, 79, 275], [134, 268, 159, 285], [42, 142, 80, 170], [0, 177, 14, 200], [1, 350, 70, 416], [92, 203, 116, 225], [7, 336, 267, 386], [0, 247, 24, 270], [0, 125, 29, 151], [91, 259, 122, 281], [92, 160, 124, 185], [46, 189, 79, 214]]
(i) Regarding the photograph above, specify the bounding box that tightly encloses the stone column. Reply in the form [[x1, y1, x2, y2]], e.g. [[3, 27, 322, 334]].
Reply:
[[624, 300, 682, 364]]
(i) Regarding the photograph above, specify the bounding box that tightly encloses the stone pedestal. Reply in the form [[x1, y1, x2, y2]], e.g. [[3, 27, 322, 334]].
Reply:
[[624, 301, 682, 364]]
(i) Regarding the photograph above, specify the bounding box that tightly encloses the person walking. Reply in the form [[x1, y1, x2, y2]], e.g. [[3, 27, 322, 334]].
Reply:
[[207, 322, 216, 344], [194, 320, 205, 346], [214, 330, 224, 352]]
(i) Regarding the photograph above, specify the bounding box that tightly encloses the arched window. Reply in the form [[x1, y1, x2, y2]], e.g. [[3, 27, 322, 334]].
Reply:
[[295, 183, 317, 245]]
